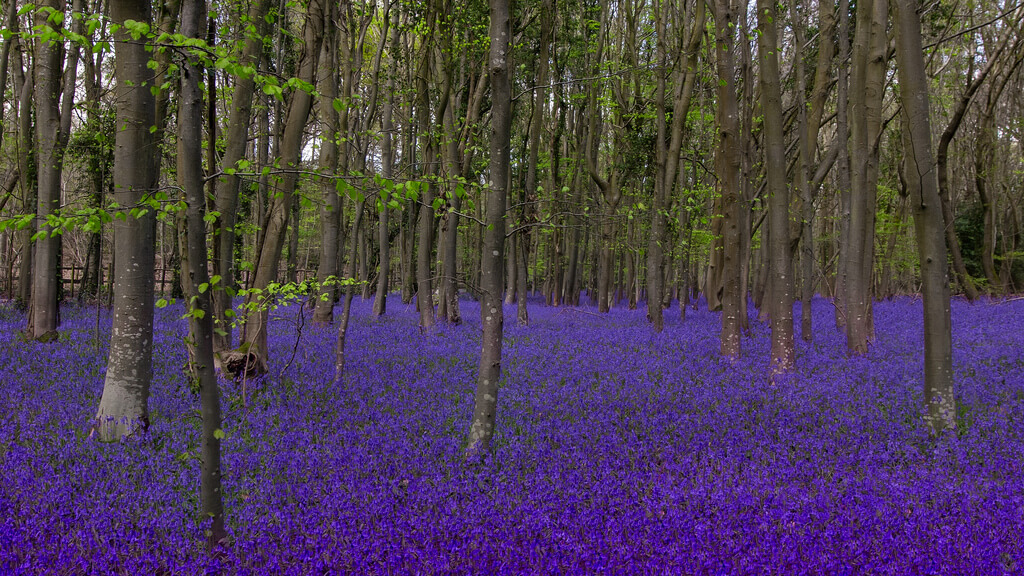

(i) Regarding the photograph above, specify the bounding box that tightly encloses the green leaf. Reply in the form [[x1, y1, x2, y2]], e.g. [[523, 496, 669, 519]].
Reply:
[[156, 298, 169, 308], [405, 180, 420, 201], [213, 429, 226, 440]]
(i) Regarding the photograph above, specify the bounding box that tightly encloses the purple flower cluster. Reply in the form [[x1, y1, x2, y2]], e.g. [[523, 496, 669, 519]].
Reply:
[[1, 296, 1022, 574]]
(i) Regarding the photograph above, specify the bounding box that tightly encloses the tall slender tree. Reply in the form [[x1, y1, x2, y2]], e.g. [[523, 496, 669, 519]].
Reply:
[[757, 0, 793, 370], [711, 0, 743, 359], [467, 0, 510, 457], [176, 0, 225, 546]]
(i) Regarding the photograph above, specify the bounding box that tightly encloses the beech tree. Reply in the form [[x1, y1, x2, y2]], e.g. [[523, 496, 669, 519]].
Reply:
[[93, 0, 158, 441]]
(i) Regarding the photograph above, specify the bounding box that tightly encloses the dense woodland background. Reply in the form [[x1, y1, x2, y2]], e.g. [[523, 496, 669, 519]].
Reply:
[[0, 0, 1022, 548]]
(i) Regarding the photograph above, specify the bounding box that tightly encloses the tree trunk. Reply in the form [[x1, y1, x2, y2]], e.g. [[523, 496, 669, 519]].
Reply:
[[711, 0, 743, 359], [975, 45, 1024, 294], [30, 0, 68, 342], [648, 2, 669, 330], [845, 0, 886, 353], [372, 13, 399, 317], [892, 0, 955, 434], [240, 0, 325, 373], [94, 0, 158, 441], [584, 0, 619, 315], [16, 46, 34, 310], [0, 0, 17, 157], [793, 0, 835, 342], [211, 0, 272, 349], [80, 13, 104, 301], [177, 0, 225, 546], [467, 0, 510, 457], [757, 0, 794, 370], [312, 7, 342, 324], [834, 0, 851, 330], [414, 42, 437, 331]]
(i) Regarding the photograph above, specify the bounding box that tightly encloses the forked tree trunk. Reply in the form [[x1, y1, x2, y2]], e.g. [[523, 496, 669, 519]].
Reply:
[[845, 0, 886, 353], [892, 0, 955, 434], [791, 0, 835, 342], [94, 0, 158, 441], [239, 0, 325, 373], [212, 0, 273, 349]]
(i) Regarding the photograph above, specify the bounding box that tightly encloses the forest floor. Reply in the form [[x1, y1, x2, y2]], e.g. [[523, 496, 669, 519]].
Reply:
[[1, 295, 1023, 574]]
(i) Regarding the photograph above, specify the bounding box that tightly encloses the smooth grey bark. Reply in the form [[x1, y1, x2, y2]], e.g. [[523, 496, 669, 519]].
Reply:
[[648, 3, 670, 331], [584, 0, 619, 314], [177, 0, 225, 547], [438, 62, 486, 324], [757, 0, 794, 370], [30, 0, 67, 342], [892, 0, 955, 434], [467, 0, 510, 457], [437, 97, 463, 325], [844, 0, 872, 348], [95, 0, 158, 441], [79, 9, 105, 300]]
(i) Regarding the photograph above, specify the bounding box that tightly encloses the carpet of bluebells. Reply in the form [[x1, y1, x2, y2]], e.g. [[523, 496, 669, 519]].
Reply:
[[1, 294, 1023, 575]]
